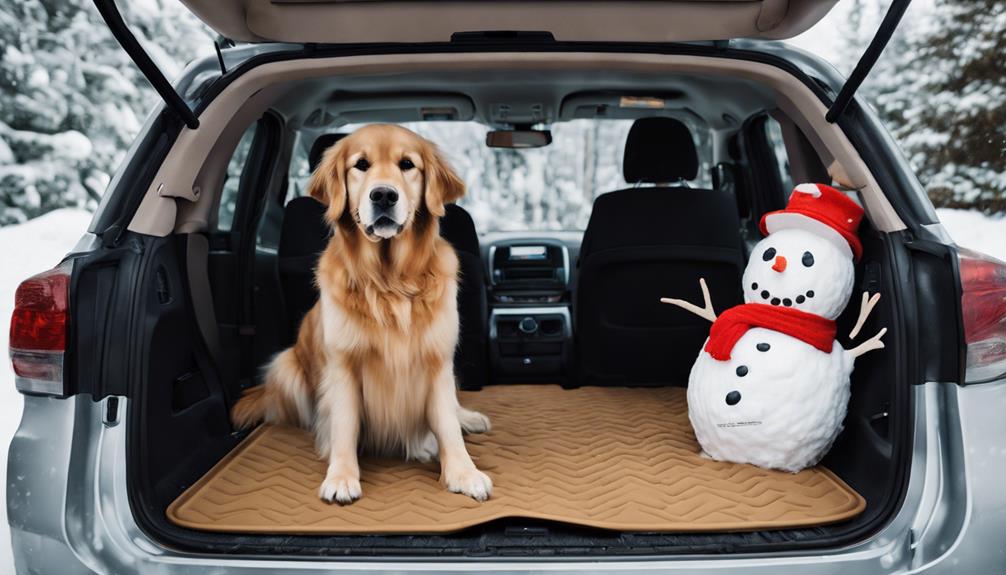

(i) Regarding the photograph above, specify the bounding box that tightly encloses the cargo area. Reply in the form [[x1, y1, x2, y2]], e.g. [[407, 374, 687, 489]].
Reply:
[[117, 56, 909, 556]]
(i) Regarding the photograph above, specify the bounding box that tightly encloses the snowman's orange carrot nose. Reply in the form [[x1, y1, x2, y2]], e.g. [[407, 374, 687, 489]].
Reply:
[[772, 255, 788, 272]]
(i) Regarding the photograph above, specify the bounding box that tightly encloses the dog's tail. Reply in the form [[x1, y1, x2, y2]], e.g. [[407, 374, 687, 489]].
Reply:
[[231, 348, 314, 430]]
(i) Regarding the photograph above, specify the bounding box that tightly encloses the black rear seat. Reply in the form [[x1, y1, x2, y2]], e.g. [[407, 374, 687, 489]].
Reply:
[[575, 118, 745, 386]]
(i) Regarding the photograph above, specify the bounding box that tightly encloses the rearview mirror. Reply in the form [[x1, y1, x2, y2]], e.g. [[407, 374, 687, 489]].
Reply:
[[485, 130, 552, 149]]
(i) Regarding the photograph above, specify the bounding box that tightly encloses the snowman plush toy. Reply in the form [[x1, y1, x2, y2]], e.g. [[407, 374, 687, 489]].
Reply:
[[662, 183, 886, 473]]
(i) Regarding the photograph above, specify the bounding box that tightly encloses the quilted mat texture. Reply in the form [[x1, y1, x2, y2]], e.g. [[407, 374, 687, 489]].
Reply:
[[167, 385, 865, 534]]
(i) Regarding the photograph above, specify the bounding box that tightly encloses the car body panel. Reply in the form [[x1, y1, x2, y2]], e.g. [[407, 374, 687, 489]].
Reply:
[[910, 381, 1006, 574], [9, 382, 989, 573]]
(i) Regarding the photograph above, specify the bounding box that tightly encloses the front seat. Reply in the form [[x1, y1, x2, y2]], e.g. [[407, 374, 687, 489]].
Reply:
[[278, 133, 488, 388], [277, 133, 348, 341], [574, 117, 745, 386], [439, 204, 489, 390]]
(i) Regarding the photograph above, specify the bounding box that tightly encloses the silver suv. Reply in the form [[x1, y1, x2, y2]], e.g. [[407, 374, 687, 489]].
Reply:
[[7, 0, 1006, 573]]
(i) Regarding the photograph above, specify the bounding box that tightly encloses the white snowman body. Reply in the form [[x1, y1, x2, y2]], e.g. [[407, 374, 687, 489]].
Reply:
[[687, 328, 853, 472], [687, 228, 858, 472]]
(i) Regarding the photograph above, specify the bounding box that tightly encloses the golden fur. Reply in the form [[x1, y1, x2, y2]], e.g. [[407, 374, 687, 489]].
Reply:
[[232, 124, 492, 503]]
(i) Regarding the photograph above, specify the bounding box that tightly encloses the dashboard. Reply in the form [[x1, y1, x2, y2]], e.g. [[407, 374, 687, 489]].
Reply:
[[478, 231, 583, 385]]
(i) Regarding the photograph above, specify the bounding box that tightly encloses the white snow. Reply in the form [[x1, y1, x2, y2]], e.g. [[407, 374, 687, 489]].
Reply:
[[0, 209, 92, 574], [49, 131, 93, 162], [936, 208, 1006, 263]]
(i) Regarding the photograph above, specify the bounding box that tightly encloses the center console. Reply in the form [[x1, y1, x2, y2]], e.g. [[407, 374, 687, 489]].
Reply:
[[487, 239, 573, 384]]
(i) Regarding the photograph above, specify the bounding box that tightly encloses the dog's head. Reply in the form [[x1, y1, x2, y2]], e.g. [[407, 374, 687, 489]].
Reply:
[[308, 124, 465, 241]]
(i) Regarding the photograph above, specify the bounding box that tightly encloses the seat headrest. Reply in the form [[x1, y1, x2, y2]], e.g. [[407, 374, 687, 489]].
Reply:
[[622, 117, 699, 184], [308, 133, 348, 173], [580, 187, 742, 257], [281, 198, 479, 260], [440, 204, 480, 256], [280, 196, 330, 259]]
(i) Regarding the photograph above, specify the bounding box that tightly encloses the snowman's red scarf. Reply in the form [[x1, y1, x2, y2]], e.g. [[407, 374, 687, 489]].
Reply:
[[705, 303, 836, 361]]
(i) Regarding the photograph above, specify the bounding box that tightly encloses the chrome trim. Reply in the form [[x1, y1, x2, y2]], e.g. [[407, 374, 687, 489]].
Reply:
[[487, 244, 497, 285], [560, 244, 571, 286]]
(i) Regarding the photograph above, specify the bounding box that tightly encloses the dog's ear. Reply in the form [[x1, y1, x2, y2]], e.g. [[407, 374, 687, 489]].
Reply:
[[307, 142, 348, 222], [423, 144, 465, 218]]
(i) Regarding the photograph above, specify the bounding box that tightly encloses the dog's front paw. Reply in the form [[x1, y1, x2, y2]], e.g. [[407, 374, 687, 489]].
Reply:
[[444, 466, 492, 501], [319, 472, 362, 504], [458, 408, 491, 434]]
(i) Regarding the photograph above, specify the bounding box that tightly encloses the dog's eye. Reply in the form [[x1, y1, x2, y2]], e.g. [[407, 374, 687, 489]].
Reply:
[[353, 158, 370, 172], [399, 158, 415, 171]]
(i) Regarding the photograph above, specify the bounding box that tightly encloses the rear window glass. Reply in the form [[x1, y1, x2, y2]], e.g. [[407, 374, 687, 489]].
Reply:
[[288, 119, 712, 233]]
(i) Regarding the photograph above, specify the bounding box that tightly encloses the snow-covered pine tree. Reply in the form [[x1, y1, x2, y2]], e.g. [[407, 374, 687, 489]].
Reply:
[[0, 0, 211, 225], [867, 0, 1005, 213]]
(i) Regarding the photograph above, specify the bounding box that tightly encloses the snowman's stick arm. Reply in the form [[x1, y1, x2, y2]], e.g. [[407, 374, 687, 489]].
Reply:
[[847, 327, 887, 358], [849, 292, 882, 340], [660, 278, 717, 323]]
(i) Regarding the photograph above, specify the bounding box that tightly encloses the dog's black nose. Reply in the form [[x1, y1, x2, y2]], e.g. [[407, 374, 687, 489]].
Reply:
[[369, 187, 399, 208]]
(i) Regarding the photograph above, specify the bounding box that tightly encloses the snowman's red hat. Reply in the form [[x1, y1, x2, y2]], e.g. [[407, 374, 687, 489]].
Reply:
[[759, 183, 864, 261]]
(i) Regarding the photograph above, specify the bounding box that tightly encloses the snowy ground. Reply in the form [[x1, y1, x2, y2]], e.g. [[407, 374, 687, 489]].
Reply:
[[0, 206, 1003, 572]]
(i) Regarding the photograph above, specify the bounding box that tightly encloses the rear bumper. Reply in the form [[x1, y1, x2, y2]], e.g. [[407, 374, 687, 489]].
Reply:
[[9, 383, 998, 574]]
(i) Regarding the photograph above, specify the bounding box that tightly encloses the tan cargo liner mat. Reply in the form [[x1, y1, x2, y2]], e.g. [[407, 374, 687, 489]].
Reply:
[[167, 385, 865, 534]]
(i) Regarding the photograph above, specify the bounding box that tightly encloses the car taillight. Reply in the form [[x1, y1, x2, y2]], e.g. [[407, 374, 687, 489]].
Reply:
[[959, 248, 1006, 384], [9, 260, 71, 396]]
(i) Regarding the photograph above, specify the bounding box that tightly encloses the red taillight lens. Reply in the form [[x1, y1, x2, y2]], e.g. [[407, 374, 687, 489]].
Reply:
[[959, 248, 1006, 383], [8, 260, 71, 395]]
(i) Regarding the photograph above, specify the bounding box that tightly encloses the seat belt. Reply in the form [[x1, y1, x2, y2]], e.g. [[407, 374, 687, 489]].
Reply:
[[185, 233, 224, 365], [184, 232, 238, 409]]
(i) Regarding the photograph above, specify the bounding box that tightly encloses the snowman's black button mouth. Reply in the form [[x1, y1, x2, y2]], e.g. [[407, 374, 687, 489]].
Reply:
[[725, 391, 742, 405]]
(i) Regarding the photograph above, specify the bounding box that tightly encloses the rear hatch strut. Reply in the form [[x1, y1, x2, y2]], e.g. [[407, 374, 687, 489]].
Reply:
[[826, 0, 911, 123], [93, 0, 200, 129]]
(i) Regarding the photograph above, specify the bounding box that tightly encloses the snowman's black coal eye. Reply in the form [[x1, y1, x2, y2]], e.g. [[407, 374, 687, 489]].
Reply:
[[802, 251, 815, 267], [762, 247, 777, 261], [353, 157, 370, 171]]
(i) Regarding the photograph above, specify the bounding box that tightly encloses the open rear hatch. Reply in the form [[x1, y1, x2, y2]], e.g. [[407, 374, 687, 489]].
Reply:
[[94, 0, 911, 134], [178, 0, 838, 44]]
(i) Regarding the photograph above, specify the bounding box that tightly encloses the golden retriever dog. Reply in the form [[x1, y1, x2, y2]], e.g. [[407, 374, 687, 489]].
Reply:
[[232, 124, 492, 503]]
